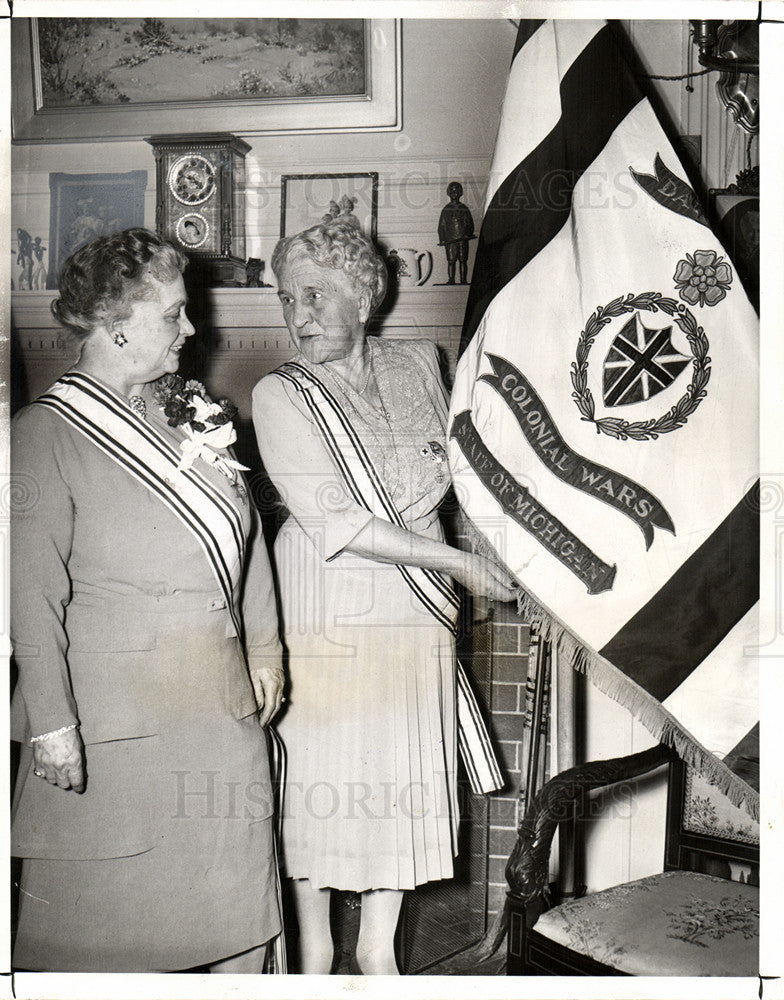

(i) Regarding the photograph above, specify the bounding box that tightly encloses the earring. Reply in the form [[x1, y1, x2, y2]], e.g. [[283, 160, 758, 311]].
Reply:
[[113, 332, 127, 348]]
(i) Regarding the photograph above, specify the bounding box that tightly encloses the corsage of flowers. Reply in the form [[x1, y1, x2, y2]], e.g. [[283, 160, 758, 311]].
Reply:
[[152, 375, 249, 492]]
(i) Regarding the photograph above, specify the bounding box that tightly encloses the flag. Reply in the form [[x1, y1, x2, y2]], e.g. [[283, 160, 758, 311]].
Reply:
[[448, 20, 759, 818]]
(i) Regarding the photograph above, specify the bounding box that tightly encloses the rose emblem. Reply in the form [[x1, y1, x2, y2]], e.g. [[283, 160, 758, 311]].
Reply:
[[673, 250, 733, 307]]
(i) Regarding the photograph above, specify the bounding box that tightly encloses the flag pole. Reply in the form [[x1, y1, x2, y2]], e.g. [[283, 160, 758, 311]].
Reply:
[[554, 646, 585, 901], [427, 610, 553, 974]]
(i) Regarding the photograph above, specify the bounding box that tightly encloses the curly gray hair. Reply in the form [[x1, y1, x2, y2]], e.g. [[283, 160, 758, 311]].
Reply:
[[51, 228, 187, 339], [271, 220, 387, 313]]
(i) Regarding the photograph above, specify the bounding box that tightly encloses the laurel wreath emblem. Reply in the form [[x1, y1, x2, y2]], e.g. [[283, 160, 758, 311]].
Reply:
[[570, 292, 711, 441]]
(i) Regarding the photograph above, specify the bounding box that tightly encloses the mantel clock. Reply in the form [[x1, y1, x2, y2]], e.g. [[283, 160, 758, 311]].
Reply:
[[147, 133, 251, 286]]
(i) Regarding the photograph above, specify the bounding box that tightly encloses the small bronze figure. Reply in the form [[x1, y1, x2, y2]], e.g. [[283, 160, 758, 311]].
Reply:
[[438, 182, 474, 284], [245, 257, 264, 287], [385, 248, 406, 281]]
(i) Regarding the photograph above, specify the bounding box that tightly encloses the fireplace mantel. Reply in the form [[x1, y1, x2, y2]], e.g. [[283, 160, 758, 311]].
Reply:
[[11, 285, 470, 336], [11, 285, 471, 413]]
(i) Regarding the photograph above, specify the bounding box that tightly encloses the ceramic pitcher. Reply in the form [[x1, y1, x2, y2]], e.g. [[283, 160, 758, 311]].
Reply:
[[390, 247, 433, 287]]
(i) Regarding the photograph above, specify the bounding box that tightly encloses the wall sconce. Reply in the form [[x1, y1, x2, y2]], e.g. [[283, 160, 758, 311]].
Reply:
[[690, 20, 759, 134]]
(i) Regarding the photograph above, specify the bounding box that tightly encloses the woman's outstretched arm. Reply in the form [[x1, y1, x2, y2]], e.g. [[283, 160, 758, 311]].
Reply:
[[347, 516, 518, 602]]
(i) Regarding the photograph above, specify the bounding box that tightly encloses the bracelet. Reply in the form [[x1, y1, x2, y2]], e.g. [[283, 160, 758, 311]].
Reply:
[[30, 723, 78, 744]]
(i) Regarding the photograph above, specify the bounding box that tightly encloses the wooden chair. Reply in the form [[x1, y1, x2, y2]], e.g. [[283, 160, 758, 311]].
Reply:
[[506, 744, 759, 976]]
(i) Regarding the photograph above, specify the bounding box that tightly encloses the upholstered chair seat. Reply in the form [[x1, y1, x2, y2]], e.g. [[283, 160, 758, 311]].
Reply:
[[505, 746, 760, 976], [532, 869, 758, 976]]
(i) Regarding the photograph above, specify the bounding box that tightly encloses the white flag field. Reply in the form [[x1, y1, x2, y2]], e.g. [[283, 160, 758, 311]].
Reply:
[[448, 20, 759, 816]]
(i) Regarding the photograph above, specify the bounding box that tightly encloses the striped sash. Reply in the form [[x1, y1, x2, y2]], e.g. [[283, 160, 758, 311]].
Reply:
[[261, 727, 288, 974], [41, 372, 289, 970], [37, 372, 246, 636], [274, 361, 503, 795]]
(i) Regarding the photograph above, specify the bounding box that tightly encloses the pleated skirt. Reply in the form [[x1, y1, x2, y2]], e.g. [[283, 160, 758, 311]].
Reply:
[[275, 527, 459, 891]]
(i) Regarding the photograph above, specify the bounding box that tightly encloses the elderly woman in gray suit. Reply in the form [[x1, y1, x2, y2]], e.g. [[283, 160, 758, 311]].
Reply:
[[11, 229, 284, 972]]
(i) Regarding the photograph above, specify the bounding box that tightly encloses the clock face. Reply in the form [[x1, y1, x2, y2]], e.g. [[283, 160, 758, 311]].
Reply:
[[175, 212, 209, 249], [168, 154, 216, 206]]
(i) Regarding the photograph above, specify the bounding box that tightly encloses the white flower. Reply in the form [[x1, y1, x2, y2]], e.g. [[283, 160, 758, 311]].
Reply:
[[176, 422, 250, 478], [190, 393, 225, 424]]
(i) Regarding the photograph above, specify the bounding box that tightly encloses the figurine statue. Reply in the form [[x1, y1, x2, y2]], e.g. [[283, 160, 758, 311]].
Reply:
[[438, 181, 475, 284], [321, 200, 341, 225], [245, 257, 264, 287], [322, 194, 361, 231], [385, 249, 406, 281], [31, 237, 47, 290], [16, 228, 34, 290]]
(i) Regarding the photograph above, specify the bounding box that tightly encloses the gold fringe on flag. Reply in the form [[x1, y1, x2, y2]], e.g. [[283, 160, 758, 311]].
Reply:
[[462, 514, 760, 821]]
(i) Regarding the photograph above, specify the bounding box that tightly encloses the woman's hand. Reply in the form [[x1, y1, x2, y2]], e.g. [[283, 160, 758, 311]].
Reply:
[[250, 665, 286, 727], [348, 518, 519, 601], [454, 552, 518, 602], [33, 728, 85, 793]]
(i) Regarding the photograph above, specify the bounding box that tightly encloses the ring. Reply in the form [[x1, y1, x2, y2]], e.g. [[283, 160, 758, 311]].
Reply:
[[34, 769, 45, 778]]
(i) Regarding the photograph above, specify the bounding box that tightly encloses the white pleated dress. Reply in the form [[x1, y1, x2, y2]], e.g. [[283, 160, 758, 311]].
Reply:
[[253, 338, 459, 891]]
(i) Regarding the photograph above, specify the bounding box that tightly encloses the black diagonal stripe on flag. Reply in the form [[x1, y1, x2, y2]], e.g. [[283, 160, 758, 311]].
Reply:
[[722, 723, 759, 793], [600, 483, 759, 702], [460, 23, 643, 356], [512, 19, 546, 60]]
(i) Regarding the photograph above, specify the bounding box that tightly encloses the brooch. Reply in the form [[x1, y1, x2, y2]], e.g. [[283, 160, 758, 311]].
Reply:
[[420, 440, 447, 484]]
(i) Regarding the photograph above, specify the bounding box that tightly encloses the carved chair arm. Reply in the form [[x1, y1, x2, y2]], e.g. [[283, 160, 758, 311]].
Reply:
[[505, 743, 675, 906]]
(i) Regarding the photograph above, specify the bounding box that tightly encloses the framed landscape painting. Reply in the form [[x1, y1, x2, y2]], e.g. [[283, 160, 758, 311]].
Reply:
[[11, 18, 401, 141]]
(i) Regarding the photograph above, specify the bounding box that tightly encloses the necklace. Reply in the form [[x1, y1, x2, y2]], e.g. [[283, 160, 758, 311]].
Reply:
[[128, 395, 147, 419], [321, 342, 390, 424], [320, 342, 400, 493], [327, 347, 372, 396], [228, 471, 248, 506], [356, 361, 373, 395], [368, 346, 391, 424]]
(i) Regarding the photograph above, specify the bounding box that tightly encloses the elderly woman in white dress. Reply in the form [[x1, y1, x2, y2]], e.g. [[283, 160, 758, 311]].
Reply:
[[252, 220, 516, 974]]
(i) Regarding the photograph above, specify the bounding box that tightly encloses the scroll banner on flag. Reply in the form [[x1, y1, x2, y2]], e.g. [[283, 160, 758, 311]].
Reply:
[[448, 20, 759, 818]]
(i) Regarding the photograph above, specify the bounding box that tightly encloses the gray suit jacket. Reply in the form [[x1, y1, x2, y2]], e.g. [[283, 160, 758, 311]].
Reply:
[[11, 396, 281, 859]]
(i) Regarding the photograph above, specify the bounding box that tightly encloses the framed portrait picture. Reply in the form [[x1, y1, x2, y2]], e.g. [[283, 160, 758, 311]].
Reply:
[[11, 18, 401, 142], [710, 189, 759, 312], [48, 171, 147, 289], [280, 172, 379, 239]]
